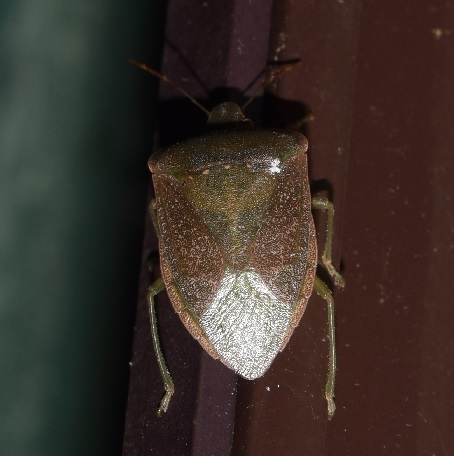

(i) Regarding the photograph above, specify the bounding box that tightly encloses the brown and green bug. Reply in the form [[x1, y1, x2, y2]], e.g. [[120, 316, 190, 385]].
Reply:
[[132, 61, 345, 419]]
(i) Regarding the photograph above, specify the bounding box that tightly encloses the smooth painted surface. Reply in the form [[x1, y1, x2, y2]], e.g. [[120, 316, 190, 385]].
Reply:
[[0, 1, 165, 454]]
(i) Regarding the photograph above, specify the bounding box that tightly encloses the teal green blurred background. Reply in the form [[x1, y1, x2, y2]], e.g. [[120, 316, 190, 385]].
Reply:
[[0, 0, 165, 454]]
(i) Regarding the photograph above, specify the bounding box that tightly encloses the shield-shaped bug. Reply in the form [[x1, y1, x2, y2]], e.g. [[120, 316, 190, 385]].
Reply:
[[132, 61, 345, 419]]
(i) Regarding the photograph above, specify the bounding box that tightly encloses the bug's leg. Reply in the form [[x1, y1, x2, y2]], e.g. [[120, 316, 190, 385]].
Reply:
[[313, 276, 336, 419], [149, 198, 160, 238], [286, 111, 314, 131], [311, 197, 345, 288], [146, 199, 161, 273], [148, 277, 174, 416]]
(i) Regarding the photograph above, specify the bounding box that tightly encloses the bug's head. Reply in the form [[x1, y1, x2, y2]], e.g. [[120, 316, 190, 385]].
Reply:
[[206, 102, 253, 129]]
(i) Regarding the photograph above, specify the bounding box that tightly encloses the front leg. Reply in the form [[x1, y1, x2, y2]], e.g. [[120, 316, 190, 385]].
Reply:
[[148, 198, 160, 238]]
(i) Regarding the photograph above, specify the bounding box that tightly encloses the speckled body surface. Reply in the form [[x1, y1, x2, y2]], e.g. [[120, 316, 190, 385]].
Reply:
[[149, 128, 317, 379]]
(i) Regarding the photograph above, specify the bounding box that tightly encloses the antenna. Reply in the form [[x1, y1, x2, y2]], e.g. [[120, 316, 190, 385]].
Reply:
[[130, 60, 211, 117], [241, 60, 301, 112], [131, 59, 301, 116]]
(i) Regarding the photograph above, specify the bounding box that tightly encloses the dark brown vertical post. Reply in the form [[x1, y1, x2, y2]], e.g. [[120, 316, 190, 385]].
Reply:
[[124, 1, 454, 455]]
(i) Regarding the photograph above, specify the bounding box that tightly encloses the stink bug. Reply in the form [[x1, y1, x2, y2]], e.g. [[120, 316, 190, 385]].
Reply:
[[132, 61, 345, 419]]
